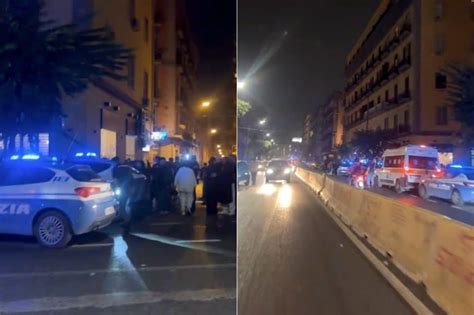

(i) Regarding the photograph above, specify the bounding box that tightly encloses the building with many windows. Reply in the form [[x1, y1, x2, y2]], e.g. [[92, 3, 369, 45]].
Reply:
[[343, 0, 474, 163], [320, 92, 344, 159]]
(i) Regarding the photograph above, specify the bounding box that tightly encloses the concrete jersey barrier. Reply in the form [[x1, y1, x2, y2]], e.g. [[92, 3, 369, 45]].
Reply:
[[296, 168, 474, 315]]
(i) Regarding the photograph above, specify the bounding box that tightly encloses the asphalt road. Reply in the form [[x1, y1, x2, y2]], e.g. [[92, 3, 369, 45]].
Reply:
[[0, 203, 236, 315], [238, 173, 414, 315], [329, 173, 474, 225]]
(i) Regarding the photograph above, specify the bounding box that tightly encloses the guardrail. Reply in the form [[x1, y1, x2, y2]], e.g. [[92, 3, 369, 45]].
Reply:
[[295, 168, 473, 315]]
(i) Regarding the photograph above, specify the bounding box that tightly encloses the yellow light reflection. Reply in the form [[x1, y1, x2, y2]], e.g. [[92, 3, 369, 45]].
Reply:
[[257, 183, 277, 196], [276, 184, 293, 209]]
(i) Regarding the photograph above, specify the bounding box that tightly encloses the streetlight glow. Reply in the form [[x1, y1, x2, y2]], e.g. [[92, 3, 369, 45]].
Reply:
[[259, 118, 267, 125], [266, 133, 270, 137], [202, 101, 211, 107], [237, 81, 246, 90], [216, 144, 221, 148], [210, 129, 217, 134]]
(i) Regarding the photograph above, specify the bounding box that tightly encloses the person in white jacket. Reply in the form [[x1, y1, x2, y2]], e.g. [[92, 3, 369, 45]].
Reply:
[[174, 163, 197, 215]]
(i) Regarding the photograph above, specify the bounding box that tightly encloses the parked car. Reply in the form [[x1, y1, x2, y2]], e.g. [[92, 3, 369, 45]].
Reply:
[[68, 154, 150, 222], [375, 145, 440, 193], [237, 161, 251, 186], [336, 162, 352, 176], [265, 159, 291, 183], [0, 156, 117, 248], [419, 165, 474, 206]]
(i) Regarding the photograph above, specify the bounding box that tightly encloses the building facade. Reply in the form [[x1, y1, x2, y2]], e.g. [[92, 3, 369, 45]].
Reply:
[[152, 0, 198, 160], [40, 0, 155, 161], [343, 0, 474, 164], [320, 92, 344, 159]]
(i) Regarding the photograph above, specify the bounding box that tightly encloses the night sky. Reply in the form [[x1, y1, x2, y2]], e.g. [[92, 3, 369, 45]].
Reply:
[[238, 0, 380, 142], [186, 0, 236, 126]]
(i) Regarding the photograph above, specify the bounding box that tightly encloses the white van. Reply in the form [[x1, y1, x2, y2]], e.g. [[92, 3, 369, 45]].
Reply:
[[375, 145, 440, 193]]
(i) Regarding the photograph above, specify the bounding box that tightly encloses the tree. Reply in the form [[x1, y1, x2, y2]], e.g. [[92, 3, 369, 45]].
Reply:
[[444, 64, 474, 145], [237, 99, 251, 118], [335, 143, 353, 160], [350, 129, 396, 159], [0, 0, 130, 153]]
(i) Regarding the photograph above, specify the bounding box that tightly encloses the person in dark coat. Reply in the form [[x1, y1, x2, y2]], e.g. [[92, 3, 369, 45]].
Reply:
[[152, 158, 174, 213], [217, 157, 235, 214], [205, 157, 220, 215]]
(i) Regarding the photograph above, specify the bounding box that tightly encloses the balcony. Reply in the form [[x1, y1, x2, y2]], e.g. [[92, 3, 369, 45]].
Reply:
[[399, 23, 412, 41], [398, 90, 412, 103], [388, 64, 399, 79], [397, 124, 411, 134], [398, 56, 411, 71]]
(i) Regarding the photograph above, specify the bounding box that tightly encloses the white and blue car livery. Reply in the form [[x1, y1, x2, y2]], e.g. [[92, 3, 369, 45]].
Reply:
[[0, 161, 118, 248]]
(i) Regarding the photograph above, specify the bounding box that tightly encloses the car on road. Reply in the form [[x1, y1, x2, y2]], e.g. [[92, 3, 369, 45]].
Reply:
[[0, 156, 117, 248], [419, 165, 474, 206], [265, 159, 291, 183], [375, 145, 440, 193], [257, 160, 267, 172], [68, 154, 150, 222], [336, 161, 352, 176], [237, 161, 251, 186]]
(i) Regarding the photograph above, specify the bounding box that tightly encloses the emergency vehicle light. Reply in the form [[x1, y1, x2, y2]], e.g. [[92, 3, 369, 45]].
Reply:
[[22, 154, 40, 160], [75, 153, 84, 157], [450, 165, 463, 168], [10, 155, 19, 160]]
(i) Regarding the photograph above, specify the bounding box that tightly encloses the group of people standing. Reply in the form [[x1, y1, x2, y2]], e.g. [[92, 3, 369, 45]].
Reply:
[[150, 155, 236, 217]]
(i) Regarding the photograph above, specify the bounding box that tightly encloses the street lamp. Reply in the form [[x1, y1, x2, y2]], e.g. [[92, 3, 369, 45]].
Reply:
[[266, 133, 270, 137], [237, 81, 246, 90], [216, 144, 221, 148], [259, 118, 267, 125], [202, 101, 211, 107], [210, 129, 217, 134]]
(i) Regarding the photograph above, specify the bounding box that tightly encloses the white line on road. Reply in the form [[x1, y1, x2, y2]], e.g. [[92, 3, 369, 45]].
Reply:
[[427, 199, 438, 203], [0, 263, 236, 279], [130, 232, 235, 257], [451, 205, 464, 210], [175, 239, 221, 243], [70, 243, 113, 248], [0, 288, 236, 313]]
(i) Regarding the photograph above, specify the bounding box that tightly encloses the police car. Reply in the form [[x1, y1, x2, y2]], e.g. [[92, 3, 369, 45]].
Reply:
[[419, 165, 474, 206], [0, 154, 118, 248]]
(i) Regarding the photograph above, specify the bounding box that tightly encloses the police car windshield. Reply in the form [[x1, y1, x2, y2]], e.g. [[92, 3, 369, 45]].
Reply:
[[447, 169, 474, 180], [66, 165, 103, 182], [268, 160, 288, 169]]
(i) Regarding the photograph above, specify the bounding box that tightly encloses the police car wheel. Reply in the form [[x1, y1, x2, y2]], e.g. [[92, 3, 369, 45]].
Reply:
[[419, 185, 429, 200], [34, 211, 72, 248], [451, 190, 464, 207], [395, 180, 403, 194]]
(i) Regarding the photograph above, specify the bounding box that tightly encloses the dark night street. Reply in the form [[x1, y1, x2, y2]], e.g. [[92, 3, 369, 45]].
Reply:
[[0, 203, 236, 315], [238, 172, 415, 315]]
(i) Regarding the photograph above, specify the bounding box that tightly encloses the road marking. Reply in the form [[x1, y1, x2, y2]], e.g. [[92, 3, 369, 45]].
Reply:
[[451, 206, 464, 210], [70, 243, 113, 248], [130, 232, 235, 258], [427, 199, 438, 203], [149, 222, 207, 228], [0, 288, 236, 313], [316, 199, 433, 314], [0, 263, 236, 279], [175, 239, 221, 243]]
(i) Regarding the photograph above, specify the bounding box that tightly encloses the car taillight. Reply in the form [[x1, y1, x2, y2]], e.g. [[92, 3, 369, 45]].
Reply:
[[404, 166, 409, 172], [75, 187, 101, 198], [464, 182, 474, 187], [357, 176, 364, 180]]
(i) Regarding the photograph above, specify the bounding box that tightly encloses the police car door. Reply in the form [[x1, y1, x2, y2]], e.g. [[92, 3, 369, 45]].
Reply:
[[0, 165, 55, 235]]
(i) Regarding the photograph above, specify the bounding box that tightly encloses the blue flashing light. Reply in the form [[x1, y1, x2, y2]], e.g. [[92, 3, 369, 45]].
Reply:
[[86, 152, 97, 157], [185, 154, 190, 160], [51, 156, 58, 161], [10, 155, 20, 160], [450, 164, 463, 169], [75, 152, 84, 157], [22, 154, 40, 160]]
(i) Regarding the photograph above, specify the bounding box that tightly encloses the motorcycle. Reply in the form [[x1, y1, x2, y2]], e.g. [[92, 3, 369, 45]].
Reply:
[[350, 174, 366, 190]]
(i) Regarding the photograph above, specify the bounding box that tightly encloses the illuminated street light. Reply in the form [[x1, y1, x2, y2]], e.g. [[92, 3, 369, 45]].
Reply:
[[202, 101, 211, 107], [210, 129, 217, 134], [266, 133, 270, 137], [216, 144, 221, 148], [259, 118, 267, 125], [270, 139, 275, 143], [237, 81, 246, 90]]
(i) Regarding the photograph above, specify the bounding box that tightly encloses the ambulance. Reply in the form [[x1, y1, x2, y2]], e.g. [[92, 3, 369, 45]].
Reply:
[[375, 145, 440, 193]]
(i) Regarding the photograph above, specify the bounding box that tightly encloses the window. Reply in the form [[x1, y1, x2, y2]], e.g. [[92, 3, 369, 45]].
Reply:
[[384, 156, 404, 168], [435, 34, 444, 54], [404, 76, 410, 93], [394, 84, 398, 101], [0, 167, 55, 186], [435, 72, 447, 89], [384, 117, 389, 129], [377, 96, 381, 104], [143, 71, 149, 98], [66, 165, 102, 182], [128, 55, 135, 88], [434, 0, 443, 20], [394, 54, 399, 66], [404, 110, 410, 125], [385, 90, 389, 102], [408, 156, 438, 170], [436, 106, 448, 125], [144, 18, 149, 43], [393, 115, 398, 129]]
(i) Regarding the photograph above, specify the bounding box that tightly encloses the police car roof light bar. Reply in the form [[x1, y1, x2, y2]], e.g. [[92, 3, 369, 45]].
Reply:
[[22, 154, 40, 160]]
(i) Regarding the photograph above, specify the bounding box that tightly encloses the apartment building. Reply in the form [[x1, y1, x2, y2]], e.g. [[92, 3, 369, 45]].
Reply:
[[43, 0, 155, 161], [320, 92, 344, 159], [344, 0, 474, 163], [152, 0, 198, 160]]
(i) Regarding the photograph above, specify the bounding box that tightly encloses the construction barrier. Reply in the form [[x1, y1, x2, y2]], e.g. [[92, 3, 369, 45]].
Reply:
[[296, 168, 474, 315]]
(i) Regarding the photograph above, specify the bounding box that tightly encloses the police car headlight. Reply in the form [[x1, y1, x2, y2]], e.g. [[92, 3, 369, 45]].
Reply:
[[266, 168, 274, 174], [284, 168, 291, 174]]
